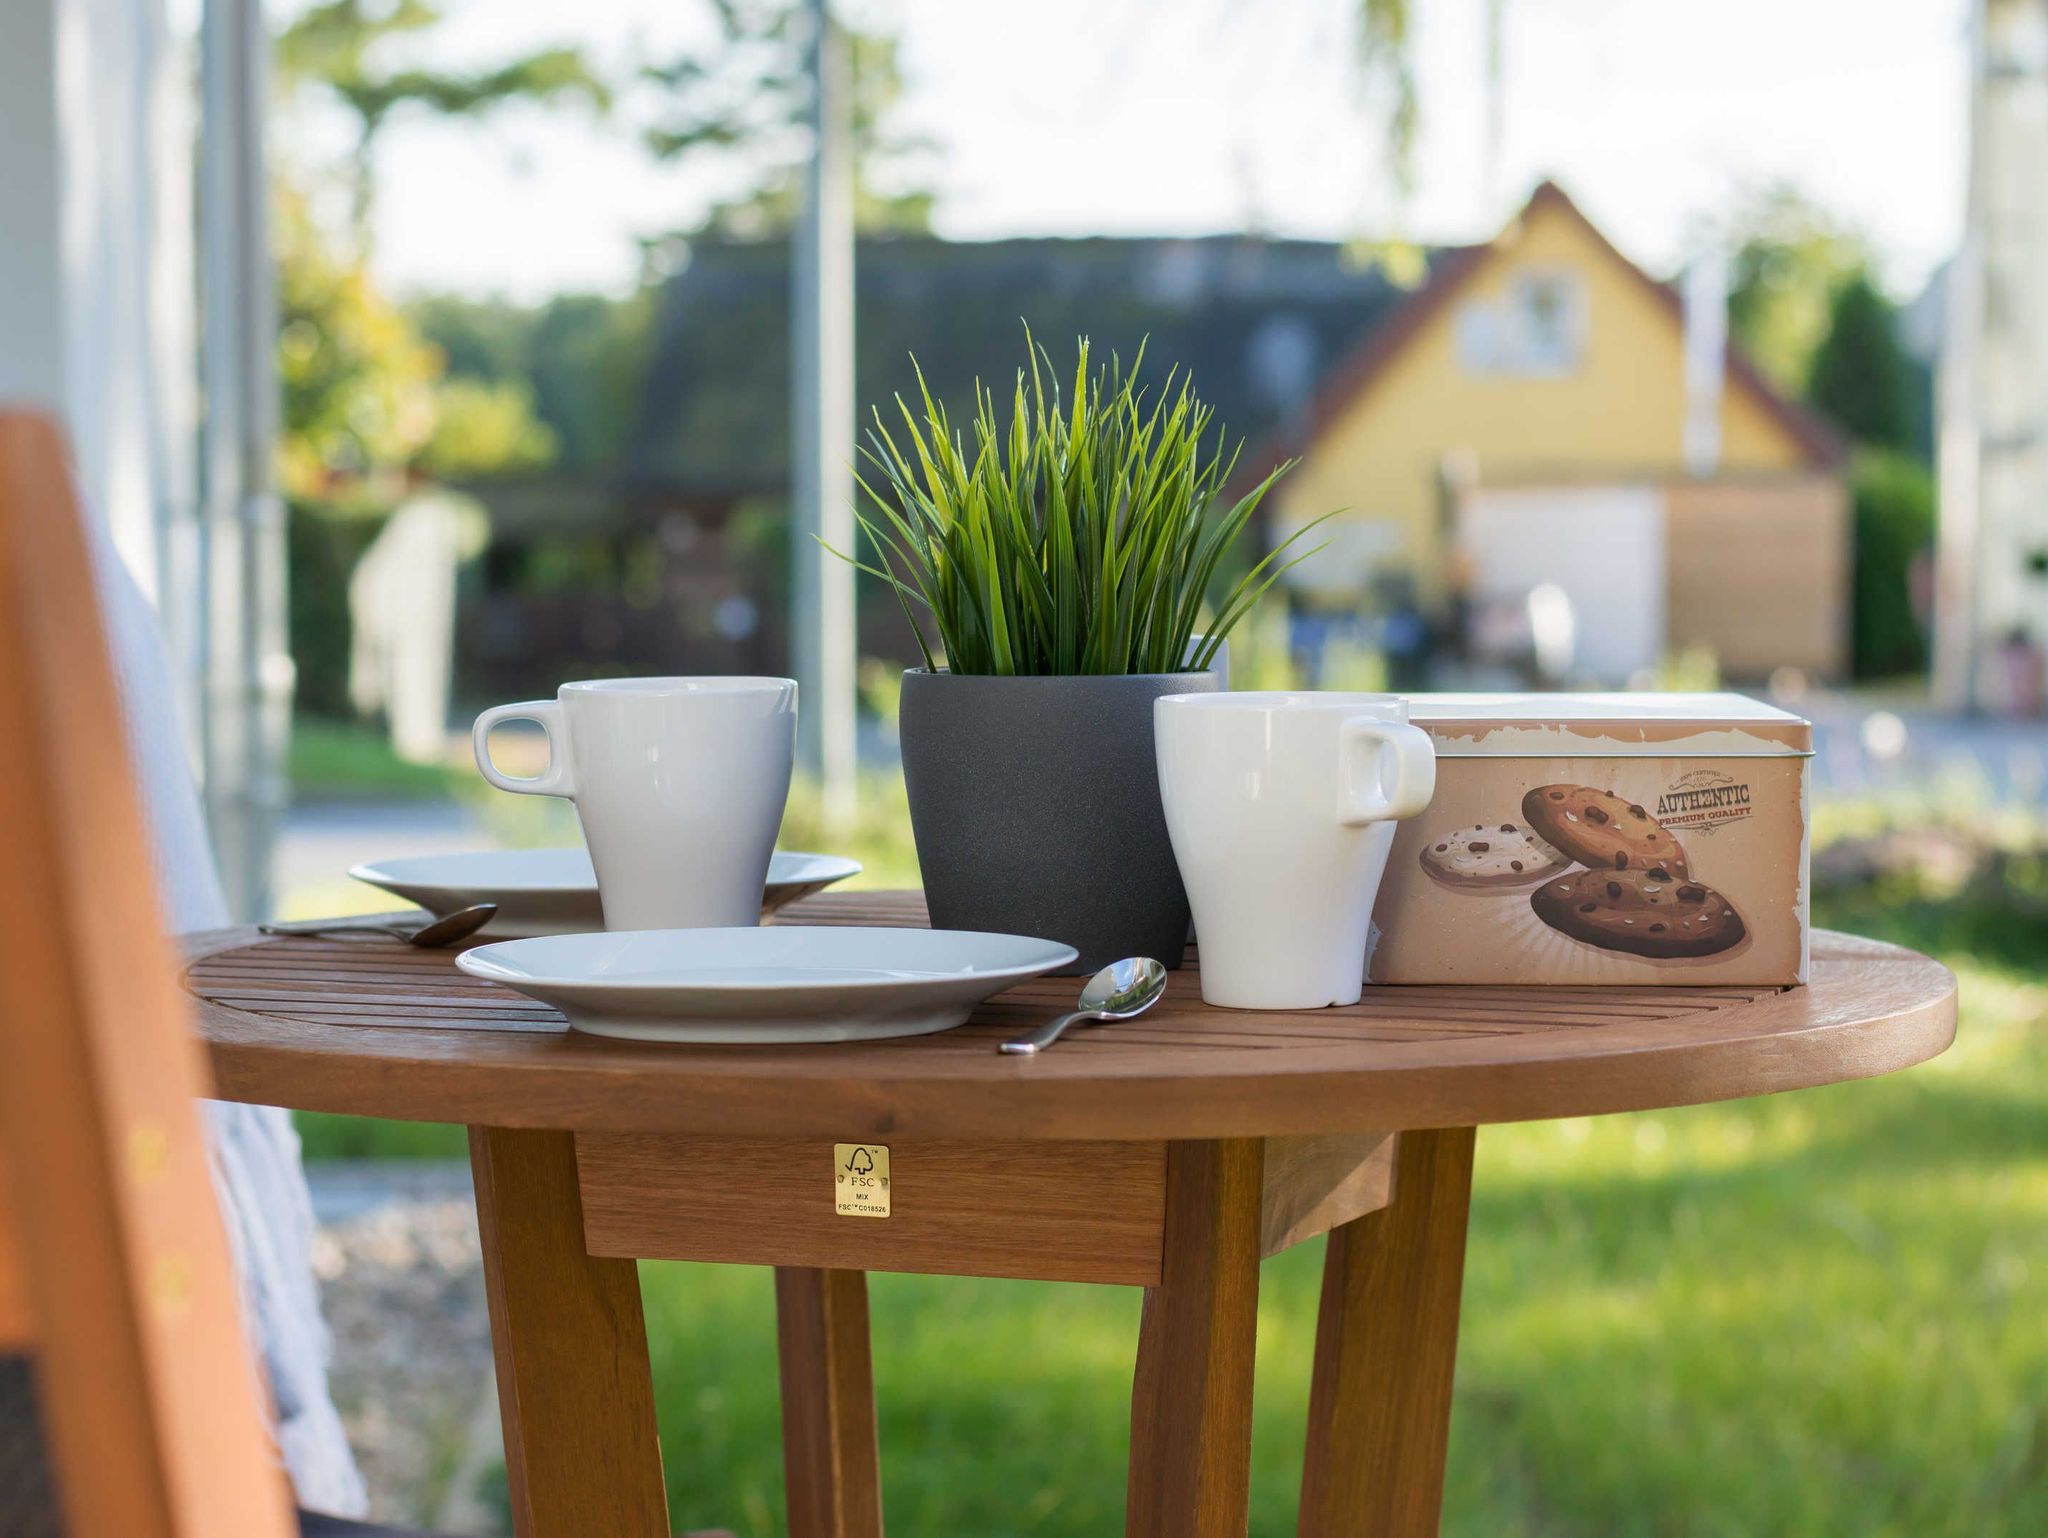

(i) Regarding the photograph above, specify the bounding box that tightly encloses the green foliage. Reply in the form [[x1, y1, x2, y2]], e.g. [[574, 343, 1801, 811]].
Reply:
[[1353, 0, 1420, 194], [278, 193, 558, 708], [1850, 449, 1936, 679], [1725, 183, 1870, 394], [408, 291, 656, 472], [641, 0, 935, 235], [287, 504, 382, 715], [841, 335, 1319, 676], [277, 187, 442, 503], [404, 292, 531, 380], [277, 0, 610, 233], [1348, 0, 1505, 200], [1810, 272, 1913, 452], [278, 190, 562, 499], [522, 294, 658, 465], [418, 378, 556, 479]]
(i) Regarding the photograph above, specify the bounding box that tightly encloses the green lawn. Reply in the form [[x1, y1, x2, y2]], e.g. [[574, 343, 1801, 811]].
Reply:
[[291, 714, 473, 801], [299, 877, 2048, 1535], [639, 892, 2044, 1537]]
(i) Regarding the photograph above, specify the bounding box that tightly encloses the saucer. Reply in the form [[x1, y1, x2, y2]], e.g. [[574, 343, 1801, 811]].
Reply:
[[455, 926, 1077, 1043], [349, 849, 862, 937]]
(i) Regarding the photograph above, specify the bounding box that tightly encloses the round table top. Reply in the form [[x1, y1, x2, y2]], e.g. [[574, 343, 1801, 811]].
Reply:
[[181, 890, 1956, 1141]]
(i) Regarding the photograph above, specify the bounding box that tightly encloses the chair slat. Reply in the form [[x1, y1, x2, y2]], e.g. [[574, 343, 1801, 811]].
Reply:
[[0, 413, 297, 1538]]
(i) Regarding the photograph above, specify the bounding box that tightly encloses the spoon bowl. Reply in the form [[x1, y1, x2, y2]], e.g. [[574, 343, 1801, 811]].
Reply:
[[406, 904, 500, 946], [260, 903, 498, 948], [1000, 955, 1168, 1055]]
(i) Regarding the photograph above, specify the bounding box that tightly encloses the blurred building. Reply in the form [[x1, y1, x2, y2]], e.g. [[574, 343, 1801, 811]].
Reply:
[[1934, 0, 2048, 715], [1251, 183, 1849, 683], [470, 231, 1427, 690], [466, 181, 1849, 690]]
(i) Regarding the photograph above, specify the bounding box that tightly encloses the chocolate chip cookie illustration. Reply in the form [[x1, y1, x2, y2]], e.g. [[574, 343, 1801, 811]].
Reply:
[[1419, 822, 1571, 890], [1530, 867, 1744, 958], [1521, 784, 1691, 877]]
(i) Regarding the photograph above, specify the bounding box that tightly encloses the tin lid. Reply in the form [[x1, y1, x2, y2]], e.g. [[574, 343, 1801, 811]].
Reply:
[[1404, 692, 1812, 758]]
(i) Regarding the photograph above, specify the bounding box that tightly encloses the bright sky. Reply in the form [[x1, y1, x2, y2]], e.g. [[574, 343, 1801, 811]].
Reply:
[[330, 0, 1970, 303]]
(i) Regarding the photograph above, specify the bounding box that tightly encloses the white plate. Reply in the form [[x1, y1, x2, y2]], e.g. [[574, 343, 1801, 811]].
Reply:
[[456, 926, 1078, 1044], [349, 849, 862, 937]]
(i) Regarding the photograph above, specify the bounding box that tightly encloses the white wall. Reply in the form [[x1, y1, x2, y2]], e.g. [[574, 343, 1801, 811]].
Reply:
[[0, 0, 195, 607]]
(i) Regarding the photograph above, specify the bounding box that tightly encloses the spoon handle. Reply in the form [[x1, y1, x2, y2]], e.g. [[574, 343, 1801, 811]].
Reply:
[[259, 919, 406, 941], [999, 1009, 1099, 1056]]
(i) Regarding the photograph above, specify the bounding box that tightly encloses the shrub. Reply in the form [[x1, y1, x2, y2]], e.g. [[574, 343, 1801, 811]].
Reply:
[[1849, 449, 1935, 679]]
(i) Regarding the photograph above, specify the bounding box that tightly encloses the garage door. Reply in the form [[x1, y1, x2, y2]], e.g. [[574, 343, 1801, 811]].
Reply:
[[1459, 484, 1665, 683]]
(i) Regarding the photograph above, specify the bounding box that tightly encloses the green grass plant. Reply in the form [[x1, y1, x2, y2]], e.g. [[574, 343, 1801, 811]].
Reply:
[[839, 332, 1324, 675]]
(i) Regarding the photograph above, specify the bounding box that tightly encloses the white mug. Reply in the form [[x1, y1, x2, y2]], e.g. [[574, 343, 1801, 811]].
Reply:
[[1155, 691, 1437, 1009], [472, 677, 797, 931]]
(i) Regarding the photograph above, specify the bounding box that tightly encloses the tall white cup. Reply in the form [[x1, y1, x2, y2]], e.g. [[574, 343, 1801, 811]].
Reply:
[[1155, 691, 1437, 1009], [472, 677, 796, 931]]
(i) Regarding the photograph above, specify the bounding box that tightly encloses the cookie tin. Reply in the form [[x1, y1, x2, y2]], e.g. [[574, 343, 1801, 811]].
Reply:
[[1369, 693, 1812, 986]]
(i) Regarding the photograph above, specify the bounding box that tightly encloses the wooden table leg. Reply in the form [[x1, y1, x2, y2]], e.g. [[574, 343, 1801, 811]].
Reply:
[[1126, 1138, 1265, 1538], [469, 1126, 670, 1538], [775, 1266, 884, 1538], [1297, 1126, 1477, 1538]]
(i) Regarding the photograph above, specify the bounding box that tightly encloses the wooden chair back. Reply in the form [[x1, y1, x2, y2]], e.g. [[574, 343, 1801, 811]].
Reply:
[[0, 411, 297, 1538]]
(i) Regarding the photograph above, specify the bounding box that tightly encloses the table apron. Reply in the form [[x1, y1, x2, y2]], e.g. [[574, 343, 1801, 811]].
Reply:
[[573, 1130, 1398, 1285]]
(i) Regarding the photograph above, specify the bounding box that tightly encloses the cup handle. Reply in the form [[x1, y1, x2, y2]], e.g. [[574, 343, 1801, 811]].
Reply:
[[472, 701, 575, 798], [1339, 718, 1437, 826]]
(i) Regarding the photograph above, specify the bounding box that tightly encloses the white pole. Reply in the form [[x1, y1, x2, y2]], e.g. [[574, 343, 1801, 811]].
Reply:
[[199, 0, 291, 919], [1681, 242, 1727, 478], [792, 0, 858, 828], [1934, 0, 1991, 712]]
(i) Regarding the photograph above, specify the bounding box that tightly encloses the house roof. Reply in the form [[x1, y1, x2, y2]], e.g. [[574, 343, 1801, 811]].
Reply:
[[1235, 181, 1846, 489], [625, 235, 1448, 501], [626, 184, 1843, 509]]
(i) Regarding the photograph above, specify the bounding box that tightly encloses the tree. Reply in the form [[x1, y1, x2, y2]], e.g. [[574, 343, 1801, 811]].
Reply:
[[277, 187, 556, 710], [1353, 0, 1419, 194], [408, 292, 655, 472], [276, 0, 611, 240], [1351, 0, 1506, 200], [641, 0, 934, 235], [1809, 273, 1913, 453], [1849, 450, 1935, 679], [276, 190, 556, 501], [275, 186, 442, 506], [1724, 184, 1869, 396]]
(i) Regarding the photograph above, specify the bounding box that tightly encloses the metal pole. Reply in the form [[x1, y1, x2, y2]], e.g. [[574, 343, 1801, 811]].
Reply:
[[791, 0, 858, 827], [198, 0, 291, 919]]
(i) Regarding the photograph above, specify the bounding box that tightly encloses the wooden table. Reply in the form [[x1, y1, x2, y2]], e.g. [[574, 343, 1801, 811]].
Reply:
[[182, 891, 1956, 1538]]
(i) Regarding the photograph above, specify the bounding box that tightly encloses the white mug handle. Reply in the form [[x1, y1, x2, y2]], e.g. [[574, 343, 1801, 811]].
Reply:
[[472, 701, 576, 798], [1338, 718, 1437, 826]]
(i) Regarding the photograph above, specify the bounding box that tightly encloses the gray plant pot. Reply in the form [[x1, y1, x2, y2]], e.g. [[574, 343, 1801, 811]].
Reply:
[[898, 668, 1219, 974]]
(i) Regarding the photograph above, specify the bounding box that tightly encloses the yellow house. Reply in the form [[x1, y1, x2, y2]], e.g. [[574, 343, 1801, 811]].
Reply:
[[1257, 182, 1848, 681]]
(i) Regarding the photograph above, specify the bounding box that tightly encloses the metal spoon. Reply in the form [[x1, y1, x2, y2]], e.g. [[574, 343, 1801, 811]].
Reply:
[[259, 903, 498, 947], [1000, 956, 1168, 1055]]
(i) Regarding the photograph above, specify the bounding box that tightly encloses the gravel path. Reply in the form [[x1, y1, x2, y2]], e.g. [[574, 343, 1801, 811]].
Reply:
[[309, 1163, 503, 1533]]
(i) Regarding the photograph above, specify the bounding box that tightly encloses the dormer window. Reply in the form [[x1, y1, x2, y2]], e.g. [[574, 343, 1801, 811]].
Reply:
[[1456, 267, 1588, 377]]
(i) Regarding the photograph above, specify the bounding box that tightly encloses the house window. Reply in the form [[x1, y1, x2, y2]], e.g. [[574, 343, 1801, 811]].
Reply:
[[1455, 267, 1587, 377]]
